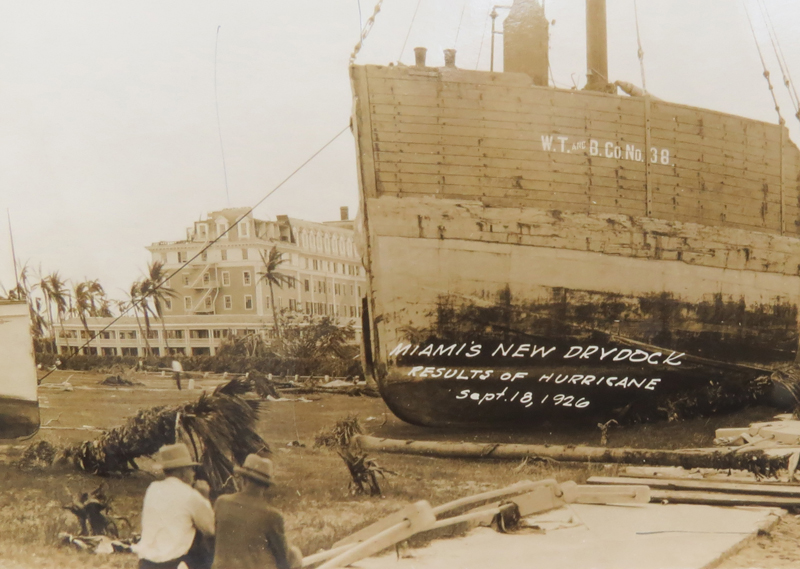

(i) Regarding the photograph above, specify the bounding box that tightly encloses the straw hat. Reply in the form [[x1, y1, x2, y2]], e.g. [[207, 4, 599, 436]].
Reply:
[[157, 443, 199, 470], [234, 454, 273, 486]]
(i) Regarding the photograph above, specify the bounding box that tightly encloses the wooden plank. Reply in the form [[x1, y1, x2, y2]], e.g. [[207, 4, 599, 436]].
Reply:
[[650, 202, 780, 232], [651, 180, 782, 209], [367, 93, 647, 128], [352, 66, 378, 200], [371, 110, 648, 138], [480, 195, 645, 217], [371, 120, 647, 146], [372, 140, 781, 186], [649, 117, 781, 146], [588, 476, 800, 497], [376, 173, 646, 204], [374, 151, 646, 181], [649, 489, 800, 507]]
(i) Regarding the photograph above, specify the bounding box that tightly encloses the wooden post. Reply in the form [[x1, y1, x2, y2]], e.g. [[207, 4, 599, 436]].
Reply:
[[644, 95, 653, 217], [780, 125, 786, 235]]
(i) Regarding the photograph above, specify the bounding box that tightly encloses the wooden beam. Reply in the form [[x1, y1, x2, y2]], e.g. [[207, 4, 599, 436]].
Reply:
[[588, 476, 800, 497]]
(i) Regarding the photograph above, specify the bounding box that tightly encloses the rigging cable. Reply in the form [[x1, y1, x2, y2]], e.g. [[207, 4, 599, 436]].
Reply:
[[475, 9, 490, 70], [357, 0, 363, 32], [742, 0, 784, 125], [399, 0, 424, 62], [755, 0, 800, 124], [632, 0, 647, 93], [350, 0, 385, 64], [453, 0, 469, 50], [214, 25, 231, 205], [38, 126, 350, 383]]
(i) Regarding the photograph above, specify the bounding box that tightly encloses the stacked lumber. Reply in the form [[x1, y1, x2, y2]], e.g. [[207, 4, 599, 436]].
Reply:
[[587, 475, 800, 509]]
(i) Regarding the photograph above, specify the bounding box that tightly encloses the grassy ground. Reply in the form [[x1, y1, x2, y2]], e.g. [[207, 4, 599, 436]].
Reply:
[[0, 370, 796, 568]]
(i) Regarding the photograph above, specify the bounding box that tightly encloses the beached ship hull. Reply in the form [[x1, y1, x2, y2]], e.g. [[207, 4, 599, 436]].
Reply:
[[350, 56, 800, 427]]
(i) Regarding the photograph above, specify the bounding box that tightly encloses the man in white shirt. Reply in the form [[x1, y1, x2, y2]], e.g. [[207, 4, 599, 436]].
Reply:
[[171, 359, 184, 390], [134, 443, 215, 569]]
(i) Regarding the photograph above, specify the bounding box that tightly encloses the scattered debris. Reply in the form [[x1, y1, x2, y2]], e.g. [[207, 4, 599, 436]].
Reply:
[[62, 484, 128, 537], [59, 533, 136, 555], [100, 375, 143, 387]]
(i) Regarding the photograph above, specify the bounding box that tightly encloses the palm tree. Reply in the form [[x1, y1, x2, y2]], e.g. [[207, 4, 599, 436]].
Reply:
[[37, 268, 56, 350], [257, 246, 294, 339], [42, 272, 71, 352], [73, 281, 94, 347], [140, 261, 177, 356], [126, 282, 151, 357]]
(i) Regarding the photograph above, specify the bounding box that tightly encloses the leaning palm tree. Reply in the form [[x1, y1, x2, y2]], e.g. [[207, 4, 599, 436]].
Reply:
[[37, 268, 56, 351], [44, 272, 71, 352], [73, 282, 94, 345], [140, 261, 177, 356], [257, 246, 294, 339]]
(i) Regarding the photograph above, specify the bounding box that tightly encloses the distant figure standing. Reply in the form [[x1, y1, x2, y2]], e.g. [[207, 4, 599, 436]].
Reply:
[[133, 444, 215, 569], [172, 359, 184, 391], [212, 455, 302, 569]]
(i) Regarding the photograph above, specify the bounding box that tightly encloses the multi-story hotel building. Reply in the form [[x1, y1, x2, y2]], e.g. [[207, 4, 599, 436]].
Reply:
[[55, 207, 366, 356]]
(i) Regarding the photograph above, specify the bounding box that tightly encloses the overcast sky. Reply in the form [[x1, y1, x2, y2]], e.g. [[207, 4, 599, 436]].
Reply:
[[1, 0, 798, 300]]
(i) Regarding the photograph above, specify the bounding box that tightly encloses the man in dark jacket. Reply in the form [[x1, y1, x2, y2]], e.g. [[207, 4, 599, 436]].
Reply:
[[212, 455, 301, 569]]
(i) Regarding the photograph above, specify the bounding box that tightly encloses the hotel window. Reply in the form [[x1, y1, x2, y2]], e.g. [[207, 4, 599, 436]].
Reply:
[[289, 299, 297, 311], [243, 271, 252, 286], [167, 330, 184, 339], [197, 224, 208, 240], [222, 271, 230, 286], [224, 295, 232, 310], [245, 295, 253, 310], [203, 272, 210, 285], [238, 222, 250, 238], [242, 248, 249, 260], [204, 296, 213, 310], [184, 296, 192, 310], [165, 298, 172, 311], [217, 222, 229, 239], [304, 279, 310, 292], [183, 275, 190, 286], [201, 251, 208, 261], [221, 249, 228, 261], [178, 251, 186, 263], [305, 301, 311, 313]]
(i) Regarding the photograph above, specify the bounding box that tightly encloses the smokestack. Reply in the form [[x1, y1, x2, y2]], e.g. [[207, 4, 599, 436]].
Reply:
[[585, 0, 610, 91], [340, 206, 349, 221], [414, 47, 427, 67], [443, 49, 456, 68], [503, 0, 549, 86]]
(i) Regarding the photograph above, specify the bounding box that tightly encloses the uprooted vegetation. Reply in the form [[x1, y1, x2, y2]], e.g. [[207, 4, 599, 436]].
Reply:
[[20, 379, 267, 495], [315, 416, 395, 496]]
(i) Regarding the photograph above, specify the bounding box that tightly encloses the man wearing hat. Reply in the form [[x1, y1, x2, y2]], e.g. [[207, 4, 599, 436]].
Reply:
[[212, 454, 302, 569], [134, 443, 215, 569]]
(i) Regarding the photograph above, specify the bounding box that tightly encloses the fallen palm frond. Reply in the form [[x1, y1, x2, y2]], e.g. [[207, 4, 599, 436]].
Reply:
[[23, 379, 267, 495], [315, 416, 394, 496]]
